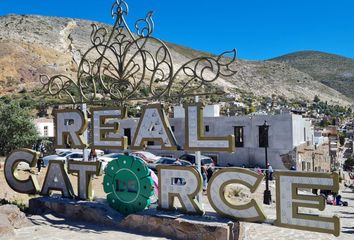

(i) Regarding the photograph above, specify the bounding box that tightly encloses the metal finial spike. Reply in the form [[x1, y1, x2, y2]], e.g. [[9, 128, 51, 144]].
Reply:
[[111, 0, 129, 19]]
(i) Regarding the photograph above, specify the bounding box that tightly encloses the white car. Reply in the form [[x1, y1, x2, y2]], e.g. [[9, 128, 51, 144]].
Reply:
[[55, 149, 104, 157], [43, 152, 83, 167], [98, 153, 124, 174]]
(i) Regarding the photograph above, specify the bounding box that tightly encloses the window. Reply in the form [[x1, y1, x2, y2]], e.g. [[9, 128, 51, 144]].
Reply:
[[201, 158, 213, 165], [165, 159, 175, 164], [43, 126, 48, 136], [64, 119, 74, 125], [124, 128, 131, 145], [301, 161, 306, 171], [259, 126, 269, 148], [179, 154, 195, 164], [171, 126, 175, 132], [233, 126, 244, 147], [70, 154, 80, 158], [205, 125, 210, 132]]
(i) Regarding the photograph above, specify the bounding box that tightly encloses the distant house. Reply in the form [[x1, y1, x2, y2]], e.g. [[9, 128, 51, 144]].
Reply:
[[34, 118, 54, 138]]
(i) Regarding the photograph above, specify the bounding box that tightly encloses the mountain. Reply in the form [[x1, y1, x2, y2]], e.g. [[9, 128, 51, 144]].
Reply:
[[0, 14, 352, 106], [270, 51, 354, 102]]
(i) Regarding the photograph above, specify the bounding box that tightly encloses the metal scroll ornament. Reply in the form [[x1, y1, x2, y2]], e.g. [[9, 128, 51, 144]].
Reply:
[[40, 0, 237, 105]]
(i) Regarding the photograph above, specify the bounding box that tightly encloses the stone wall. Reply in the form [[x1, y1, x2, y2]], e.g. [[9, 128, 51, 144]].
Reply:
[[28, 197, 241, 240], [296, 142, 331, 172], [0, 204, 32, 238]]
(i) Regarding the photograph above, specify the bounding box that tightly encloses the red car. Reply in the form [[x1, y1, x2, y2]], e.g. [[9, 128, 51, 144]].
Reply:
[[130, 151, 160, 163]]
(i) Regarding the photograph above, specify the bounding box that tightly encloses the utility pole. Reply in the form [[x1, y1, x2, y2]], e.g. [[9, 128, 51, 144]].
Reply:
[[262, 120, 271, 205], [195, 96, 202, 202], [81, 102, 88, 161]]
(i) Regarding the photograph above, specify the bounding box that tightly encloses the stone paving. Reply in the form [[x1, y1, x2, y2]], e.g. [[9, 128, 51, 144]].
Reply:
[[8, 186, 353, 240], [8, 214, 167, 240], [241, 186, 354, 240]]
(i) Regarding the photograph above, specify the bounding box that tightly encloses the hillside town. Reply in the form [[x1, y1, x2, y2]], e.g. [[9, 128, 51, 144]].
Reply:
[[0, 0, 354, 240]]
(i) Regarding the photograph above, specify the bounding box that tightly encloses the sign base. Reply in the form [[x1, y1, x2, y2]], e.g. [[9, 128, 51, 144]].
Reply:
[[28, 197, 241, 240]]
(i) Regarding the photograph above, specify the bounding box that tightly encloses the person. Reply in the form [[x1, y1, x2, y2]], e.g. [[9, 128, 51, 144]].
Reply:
[[173, 158, 183, 184], [326, 192, 334, 205], [207, 166, 214, 181], [256, 166, 263, 176], [149, 169, 159, 204], [335, 195, 343, 206], [201, 165, 208, 193], [32, 140, 46, 174], [268, 164, 274, 181], [89, 148, 97, 161], [335, 194, 348, 206]]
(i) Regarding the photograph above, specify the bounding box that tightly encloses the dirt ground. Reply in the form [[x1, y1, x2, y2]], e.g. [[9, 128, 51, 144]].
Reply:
[[0, 164, 108, 205]]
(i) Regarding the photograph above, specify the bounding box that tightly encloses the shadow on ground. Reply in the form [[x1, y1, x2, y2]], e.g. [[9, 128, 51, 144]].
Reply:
[[28, 213, 165, 238]]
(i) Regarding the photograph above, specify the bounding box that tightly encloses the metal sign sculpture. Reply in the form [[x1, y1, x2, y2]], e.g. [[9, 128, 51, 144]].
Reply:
[[40, 0, 237, 106]]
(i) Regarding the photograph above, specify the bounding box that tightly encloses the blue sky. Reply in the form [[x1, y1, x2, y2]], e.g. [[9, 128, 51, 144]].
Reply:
[[0, 0, 354, 60]]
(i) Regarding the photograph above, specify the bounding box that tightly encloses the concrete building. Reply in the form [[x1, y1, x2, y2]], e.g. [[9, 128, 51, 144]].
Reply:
[[37, 106, 329, 171], [296, 140, 331, 173], [173, 105, 220, 118], [117, 109, 314, 170], [34, 118, 55, 138]]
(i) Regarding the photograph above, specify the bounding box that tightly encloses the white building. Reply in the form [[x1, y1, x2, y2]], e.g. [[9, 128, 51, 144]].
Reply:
[[173, 105, 220, 118], [34, 118, 54, 138], [37, 106, 315, 170], [117, 110, 313, 170]]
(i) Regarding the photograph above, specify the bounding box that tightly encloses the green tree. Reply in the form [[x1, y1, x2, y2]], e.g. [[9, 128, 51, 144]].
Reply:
[[249, 105, 256, 113], [313, 95, 320, 103], [338, 132, 345, 146], [0, 101, 39, 156]]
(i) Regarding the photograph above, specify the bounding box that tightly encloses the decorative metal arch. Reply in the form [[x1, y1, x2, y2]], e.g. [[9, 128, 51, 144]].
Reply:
[[40, 0, 237, 106]]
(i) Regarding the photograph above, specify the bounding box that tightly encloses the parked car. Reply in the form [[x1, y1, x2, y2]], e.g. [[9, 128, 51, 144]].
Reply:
[[131, 151, 160, 163], [42, 151, 73, 167], [55, 148, 104, 157], [148, 157, 192, 173], [98, 153, 123, 162], [66, 152, 84, 161], [178, 154, 215, 168], [98, 153, 124, 174], [43, 152, 83, 167]]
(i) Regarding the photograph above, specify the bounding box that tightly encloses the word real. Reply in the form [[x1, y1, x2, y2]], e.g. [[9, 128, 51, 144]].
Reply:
[[54, 103, 235, 152], [4, 103, 340, 237]]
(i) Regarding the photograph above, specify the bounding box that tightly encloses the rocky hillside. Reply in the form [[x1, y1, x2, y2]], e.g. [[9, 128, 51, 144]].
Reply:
[[271, 51, 354, 102], [0, 14, 352, 106]]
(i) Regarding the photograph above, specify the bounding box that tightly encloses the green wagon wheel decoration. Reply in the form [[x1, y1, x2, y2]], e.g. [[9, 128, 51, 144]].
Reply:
[[103, 155, 154, 215]]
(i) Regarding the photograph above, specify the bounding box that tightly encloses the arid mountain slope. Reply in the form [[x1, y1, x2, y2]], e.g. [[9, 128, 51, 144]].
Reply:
[[271, 51, 354, 102], [0, 14, 352, 105]]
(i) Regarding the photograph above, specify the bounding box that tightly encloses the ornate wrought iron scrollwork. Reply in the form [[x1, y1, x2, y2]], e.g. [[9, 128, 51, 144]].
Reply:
[[40, 0, 237, 105]]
